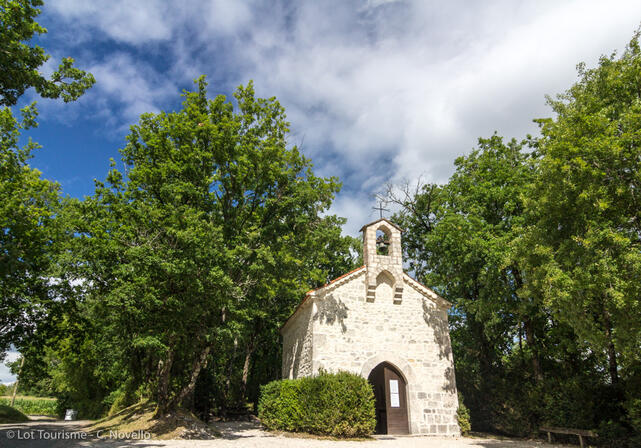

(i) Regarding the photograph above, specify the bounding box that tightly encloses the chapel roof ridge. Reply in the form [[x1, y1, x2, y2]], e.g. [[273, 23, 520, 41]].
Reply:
[[359, 217, 404, 233], [304, 265, 366, 296]]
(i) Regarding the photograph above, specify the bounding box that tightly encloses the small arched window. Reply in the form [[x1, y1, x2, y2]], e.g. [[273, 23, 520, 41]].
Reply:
[[375, 271, 395, 301], [376, 227, 391, 256]]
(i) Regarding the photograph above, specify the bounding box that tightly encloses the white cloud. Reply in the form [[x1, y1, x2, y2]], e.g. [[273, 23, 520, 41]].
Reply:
[[48, 0, 256, 45], [205, 0, 253, 35], [41, 0, 641, 235], [87, 53, 179, 128], [1, 351, 19, 385], [328, 192, 380, 237], [49, 0, 174, 44], [232, 0, 641, 233], [31, 52, 180, 134]]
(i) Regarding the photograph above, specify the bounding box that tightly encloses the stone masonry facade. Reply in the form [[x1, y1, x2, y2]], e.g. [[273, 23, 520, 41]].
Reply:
[[281, 219, 460, 436]]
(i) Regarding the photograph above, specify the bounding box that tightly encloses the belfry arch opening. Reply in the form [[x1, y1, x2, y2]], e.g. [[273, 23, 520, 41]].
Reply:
[[367, 362, 409, 434], [376, 227, 391, 255]]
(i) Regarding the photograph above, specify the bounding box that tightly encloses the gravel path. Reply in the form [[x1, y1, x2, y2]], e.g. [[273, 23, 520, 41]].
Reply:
[[0, 419, 569, 447]]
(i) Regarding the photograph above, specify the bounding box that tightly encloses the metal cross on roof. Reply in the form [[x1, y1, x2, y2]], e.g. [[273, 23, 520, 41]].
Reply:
[[373, 201, 390, 219]]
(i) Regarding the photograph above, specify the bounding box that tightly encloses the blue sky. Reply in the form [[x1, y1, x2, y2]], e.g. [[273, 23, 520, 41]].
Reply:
[[3, 0, 641, 383]]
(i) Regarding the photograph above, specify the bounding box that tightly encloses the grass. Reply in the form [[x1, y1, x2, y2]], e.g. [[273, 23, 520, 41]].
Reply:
[[88, 400, 219, 440], [0, 396, 57, 416], [0, 404, 30, 423]]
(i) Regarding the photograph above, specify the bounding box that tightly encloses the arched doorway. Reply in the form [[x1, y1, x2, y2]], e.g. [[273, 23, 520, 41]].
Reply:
[[367, 362, 409, 434]]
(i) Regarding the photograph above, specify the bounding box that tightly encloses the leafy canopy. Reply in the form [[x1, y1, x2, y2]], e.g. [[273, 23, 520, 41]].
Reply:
[[68, 77, 349, 416], [0, 0, 93, 359], [0, 0, 95, 106], [0, 104, 67, 357], [523, 32, 641, 381]]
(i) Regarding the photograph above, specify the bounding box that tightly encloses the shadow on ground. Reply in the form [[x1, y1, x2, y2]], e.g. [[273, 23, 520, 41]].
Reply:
[[0, 420, 164, 447], [1, 419, 562, 447], [210, 420, 271, 440]]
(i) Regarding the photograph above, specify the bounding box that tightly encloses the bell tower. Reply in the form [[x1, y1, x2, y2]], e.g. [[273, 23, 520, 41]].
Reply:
[[361, 218, 404, 303]]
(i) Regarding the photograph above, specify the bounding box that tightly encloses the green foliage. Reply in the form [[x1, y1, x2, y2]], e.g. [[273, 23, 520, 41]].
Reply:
[[6, 7, 637, 443], [8, 355, 55, 397], [49, 76, 357, 419], [622, 397, 641, 448], [0, 404, 29, 423], [0, 397, 56, 416], [522, 31, 641, 386], [520, 30, 641, 445], [627, 398, 641, 432], [457, 393, 471, 435], [1, 0, 93, 362], [103, 379, 144, 416], [258, 371, 376, 437], [390, 31, 641, 445], [0, 0, 95, 106], [597, 419, 639, 448], [0, 104, 70, 358]]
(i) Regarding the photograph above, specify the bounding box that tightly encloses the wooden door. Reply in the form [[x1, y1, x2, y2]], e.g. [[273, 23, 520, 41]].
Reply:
[[368, 362, 409, 434], [384, 365, 409, 434]]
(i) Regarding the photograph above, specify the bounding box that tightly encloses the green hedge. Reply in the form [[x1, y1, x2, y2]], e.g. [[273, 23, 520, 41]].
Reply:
[[258, 371, 376, 437], [0, 397, 57, 416]]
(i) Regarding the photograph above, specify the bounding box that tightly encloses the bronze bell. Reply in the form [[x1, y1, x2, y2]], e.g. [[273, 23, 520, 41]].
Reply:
[[376, 235, 390, 254]]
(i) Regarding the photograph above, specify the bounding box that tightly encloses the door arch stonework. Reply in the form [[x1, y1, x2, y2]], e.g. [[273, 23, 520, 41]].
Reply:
[[367, 362, 410, 434], [361, 353, 416, 434], [360, 352, 416, 385]]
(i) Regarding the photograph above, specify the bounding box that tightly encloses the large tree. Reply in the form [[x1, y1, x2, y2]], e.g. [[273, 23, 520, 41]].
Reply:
[[388, 135, 544, 431], [389, 34, 641, 441], [522, 34, 641, 388], [0, 105, 66, 358], [0, 0, 93, 359], [70, 78, 351, 416]]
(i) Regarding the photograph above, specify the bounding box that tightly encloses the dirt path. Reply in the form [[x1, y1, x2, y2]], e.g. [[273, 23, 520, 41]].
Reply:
[[0, 419, 568, 447]]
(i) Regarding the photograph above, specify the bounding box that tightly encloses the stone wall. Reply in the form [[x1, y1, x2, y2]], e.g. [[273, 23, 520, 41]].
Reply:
[[281, 299, 314, 379], [282, 267, 460, 436]]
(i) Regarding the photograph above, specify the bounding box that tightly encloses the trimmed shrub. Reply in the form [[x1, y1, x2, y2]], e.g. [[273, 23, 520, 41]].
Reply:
[[258, 370, 376, 437], [457, 393, 471, 435]]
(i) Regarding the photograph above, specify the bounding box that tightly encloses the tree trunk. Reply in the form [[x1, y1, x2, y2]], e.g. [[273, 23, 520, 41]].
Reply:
[[512, 267, 543, 382], [10, 357, 24, 407], [240, 337, 256, 400], [519, 321, 524, 365], [607, 338, 619, 385], [524, 317, 543, 382], [221, 337, 238, 416], [171, 344, 212, 411], [602, 304, 618, 385], [154, 346, 175, 418]]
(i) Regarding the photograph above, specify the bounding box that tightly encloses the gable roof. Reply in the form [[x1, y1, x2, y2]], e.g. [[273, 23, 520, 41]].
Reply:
[[304, 265, 366, 297], [280, 266, 366, 333], [280, 266, 452, 333], [359, 218, 404, 233], [402, 273, 452, 308]]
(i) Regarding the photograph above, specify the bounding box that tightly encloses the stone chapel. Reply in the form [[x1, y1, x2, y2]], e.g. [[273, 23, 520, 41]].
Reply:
[[280, 218, 460, 436]]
